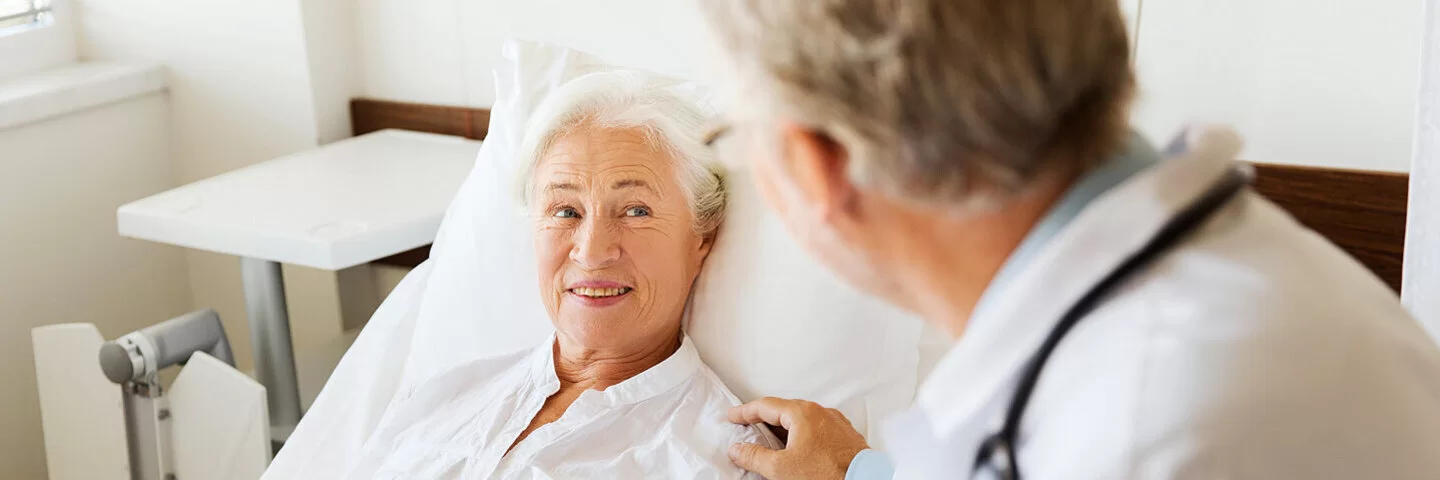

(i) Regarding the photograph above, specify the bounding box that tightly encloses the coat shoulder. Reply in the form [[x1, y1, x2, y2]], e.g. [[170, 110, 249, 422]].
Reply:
[[1035, 194, 1440, 477]]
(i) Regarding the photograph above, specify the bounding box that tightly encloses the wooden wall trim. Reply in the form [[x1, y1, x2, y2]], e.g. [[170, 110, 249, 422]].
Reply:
[[351, 98, 491, 141], [1250, 163, 1408, 292], [350, 98, 1410, 292]]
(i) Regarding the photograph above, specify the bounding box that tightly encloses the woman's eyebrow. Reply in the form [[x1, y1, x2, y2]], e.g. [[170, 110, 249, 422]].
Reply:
[[611, 179, 657, 194], [545, 182, 580, 194]]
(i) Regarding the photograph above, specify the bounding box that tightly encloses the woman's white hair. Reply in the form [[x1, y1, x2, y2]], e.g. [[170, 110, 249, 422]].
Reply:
[[515, 71, 726, 238]]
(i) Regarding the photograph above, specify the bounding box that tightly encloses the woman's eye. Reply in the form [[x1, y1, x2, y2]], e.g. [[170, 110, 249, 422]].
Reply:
[[553, 207, 580, 218], [625, 206, 651, 217]]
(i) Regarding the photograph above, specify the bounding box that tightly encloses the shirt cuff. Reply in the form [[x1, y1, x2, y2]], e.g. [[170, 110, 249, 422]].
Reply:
[[846, 448, 896, 480]]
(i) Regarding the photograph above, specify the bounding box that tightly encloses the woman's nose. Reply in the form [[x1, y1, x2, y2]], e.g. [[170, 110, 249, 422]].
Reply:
[[570, 219, 621, 268]]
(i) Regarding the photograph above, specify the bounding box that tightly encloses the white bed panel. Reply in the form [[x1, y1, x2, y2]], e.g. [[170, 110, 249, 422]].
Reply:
[[169, 352, 271, 480], [31, 323, 129, 480]]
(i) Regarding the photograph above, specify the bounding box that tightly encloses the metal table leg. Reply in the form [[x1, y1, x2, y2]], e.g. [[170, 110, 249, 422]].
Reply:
[[239, 257, 302, 443]]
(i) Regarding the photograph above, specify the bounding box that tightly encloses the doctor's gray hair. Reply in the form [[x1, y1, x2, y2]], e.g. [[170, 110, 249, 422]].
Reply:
[[699, 0, 1135, 209], [515, 71, 726, 238]]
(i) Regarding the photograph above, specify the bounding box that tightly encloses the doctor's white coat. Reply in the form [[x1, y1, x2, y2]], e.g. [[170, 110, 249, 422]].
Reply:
[[886, 130, 1440, 479]]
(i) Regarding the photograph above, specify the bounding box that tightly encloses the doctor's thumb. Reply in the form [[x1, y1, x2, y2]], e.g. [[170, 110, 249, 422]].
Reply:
[[729, 442, 782, 477]]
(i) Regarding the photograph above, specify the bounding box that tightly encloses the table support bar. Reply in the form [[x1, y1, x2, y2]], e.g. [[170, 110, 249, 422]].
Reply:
[[239, 257, 302, 443]]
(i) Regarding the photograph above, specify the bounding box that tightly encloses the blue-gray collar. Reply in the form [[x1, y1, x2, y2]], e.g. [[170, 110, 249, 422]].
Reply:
[[969, 131, 1160, 322]]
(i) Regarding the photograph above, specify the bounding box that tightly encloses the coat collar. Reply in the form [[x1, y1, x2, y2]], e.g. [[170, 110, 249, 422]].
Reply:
[[913, 127, 1245, 437], [969, 131, 1160, 323]]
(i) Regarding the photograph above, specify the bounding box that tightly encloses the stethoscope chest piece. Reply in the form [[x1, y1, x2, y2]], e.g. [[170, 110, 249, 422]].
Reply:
[[975, 433, 1018, 480]]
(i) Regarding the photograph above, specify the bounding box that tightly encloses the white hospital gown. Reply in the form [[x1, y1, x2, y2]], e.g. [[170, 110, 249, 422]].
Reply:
[[344, 335, 779, 479]]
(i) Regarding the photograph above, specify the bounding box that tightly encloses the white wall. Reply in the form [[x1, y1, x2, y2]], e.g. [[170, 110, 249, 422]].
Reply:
[[356, 0, 712, 106], [75, 0, 366, 373], [299, 0, 361, 145], [0, 93, 193, 479], [1132, 0, 1424, 171], [357, 0, 1422, 174], [354, 0, 1148, 106]]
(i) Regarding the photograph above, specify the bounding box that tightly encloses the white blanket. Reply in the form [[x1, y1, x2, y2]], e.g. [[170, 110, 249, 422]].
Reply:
[[263, 262, 435, 479]]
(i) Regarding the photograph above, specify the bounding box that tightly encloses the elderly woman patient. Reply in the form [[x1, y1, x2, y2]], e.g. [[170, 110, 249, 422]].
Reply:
[[343, 73, 777, 479]]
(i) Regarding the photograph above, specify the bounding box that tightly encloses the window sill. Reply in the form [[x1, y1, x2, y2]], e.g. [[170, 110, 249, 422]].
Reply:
[[0, 61, 166, 131]]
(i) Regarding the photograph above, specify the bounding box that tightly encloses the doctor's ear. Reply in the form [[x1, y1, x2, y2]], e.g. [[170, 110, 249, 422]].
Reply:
[[778, 122, 859, 218]]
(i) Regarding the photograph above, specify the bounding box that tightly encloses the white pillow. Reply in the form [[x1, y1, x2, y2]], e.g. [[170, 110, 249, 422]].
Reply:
[[403, 40, 928, 442], [687, 167, 927, 439]]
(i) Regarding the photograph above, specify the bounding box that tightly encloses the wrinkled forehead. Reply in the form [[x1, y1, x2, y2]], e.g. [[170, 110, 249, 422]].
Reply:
[[533, 126, 682, 196]]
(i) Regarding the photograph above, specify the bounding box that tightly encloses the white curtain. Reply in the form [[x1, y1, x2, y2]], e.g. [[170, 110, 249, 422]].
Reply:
[[1403, 0, 1440, 337]]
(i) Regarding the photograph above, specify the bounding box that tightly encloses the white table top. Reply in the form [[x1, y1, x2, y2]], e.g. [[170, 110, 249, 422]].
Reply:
[[118, 129, 480, 270]]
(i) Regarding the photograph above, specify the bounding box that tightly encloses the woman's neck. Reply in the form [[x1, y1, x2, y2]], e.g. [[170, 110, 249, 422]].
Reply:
[[552, 330, 681, 391]]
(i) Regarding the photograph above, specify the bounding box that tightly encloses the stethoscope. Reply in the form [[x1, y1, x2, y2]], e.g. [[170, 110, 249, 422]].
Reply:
[[972, 166, 1254, 480]]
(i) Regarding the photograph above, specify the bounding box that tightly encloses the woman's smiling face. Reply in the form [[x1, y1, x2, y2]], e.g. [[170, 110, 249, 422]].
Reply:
[[531, 125, 713, 354]]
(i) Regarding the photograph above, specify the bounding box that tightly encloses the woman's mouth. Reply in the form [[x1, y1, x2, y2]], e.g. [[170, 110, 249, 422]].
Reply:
[[565, 279, 634, 307], [568, 287, 633, 298], [566, 286, 633, 307]]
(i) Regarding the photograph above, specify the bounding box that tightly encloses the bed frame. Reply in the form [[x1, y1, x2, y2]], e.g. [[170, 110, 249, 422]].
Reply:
[[355, 98, 1410, 293]]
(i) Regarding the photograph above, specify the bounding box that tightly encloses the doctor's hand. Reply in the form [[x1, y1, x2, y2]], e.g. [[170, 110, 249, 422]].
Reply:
[[727, 397, 869, 480]]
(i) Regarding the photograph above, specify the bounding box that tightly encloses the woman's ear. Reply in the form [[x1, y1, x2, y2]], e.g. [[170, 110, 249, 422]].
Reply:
[[696, 232, 716, 260], [687, 232, 718, 281], [691, 230, 720, 275]]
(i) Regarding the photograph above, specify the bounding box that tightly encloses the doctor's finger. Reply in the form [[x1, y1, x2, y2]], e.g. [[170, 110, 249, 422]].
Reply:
[[728, 397, 804, 429], [728, 442, 783, 478]]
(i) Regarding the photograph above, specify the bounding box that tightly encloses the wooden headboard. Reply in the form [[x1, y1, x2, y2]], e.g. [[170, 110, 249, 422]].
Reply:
[[355, 98, 1410, 293]]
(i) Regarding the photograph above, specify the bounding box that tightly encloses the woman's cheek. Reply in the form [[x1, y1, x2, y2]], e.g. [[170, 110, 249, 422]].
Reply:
[[535, 230, 569, 295], [537, 229, 568, 258]]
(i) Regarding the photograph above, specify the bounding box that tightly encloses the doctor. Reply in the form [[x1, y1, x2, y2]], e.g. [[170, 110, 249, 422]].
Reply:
[[698, 0, 1440, 479]]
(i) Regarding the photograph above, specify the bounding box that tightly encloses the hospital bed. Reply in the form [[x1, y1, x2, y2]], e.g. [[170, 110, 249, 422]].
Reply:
[[30, 88, 1411, 480]]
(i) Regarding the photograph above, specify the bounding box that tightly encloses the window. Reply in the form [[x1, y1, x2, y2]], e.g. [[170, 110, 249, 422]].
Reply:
[[0, 0, 70, 79], [0, 0, 52, 34]]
